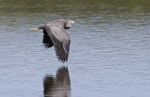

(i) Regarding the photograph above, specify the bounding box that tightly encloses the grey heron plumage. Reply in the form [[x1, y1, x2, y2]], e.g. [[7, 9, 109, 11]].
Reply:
[[32, 19, 75, 62]]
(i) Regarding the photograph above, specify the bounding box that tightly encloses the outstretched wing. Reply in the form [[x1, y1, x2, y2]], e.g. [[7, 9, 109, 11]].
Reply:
[[45, 25, 71, 62], [42, 29, 53, 48]]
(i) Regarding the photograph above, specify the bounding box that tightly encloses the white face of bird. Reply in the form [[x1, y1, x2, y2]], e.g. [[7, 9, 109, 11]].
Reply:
[[68, 20, 75, 25], [65, 20, 75, 29]]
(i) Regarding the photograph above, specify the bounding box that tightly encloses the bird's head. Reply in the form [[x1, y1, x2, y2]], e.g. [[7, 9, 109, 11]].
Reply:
[[64, 19, 75, 29]]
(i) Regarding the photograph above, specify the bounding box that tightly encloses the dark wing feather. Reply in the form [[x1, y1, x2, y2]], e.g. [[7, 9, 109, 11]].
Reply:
[[43, 29, 53, 48], [53, 37, 70, 62], [45, 25, 70, 62]]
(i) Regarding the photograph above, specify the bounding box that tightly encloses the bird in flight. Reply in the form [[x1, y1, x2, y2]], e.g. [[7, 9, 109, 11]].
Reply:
[[32, 19, 75, 62]]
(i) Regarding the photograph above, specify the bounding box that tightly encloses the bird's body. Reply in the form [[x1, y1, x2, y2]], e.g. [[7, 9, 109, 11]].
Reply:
[[32, 19, 74, 62]]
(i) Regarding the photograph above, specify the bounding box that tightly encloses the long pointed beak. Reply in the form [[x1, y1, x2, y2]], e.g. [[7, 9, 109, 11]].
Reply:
[[31, 28, 39, 31]]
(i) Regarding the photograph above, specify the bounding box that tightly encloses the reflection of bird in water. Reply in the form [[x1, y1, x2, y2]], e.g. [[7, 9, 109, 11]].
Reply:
[[43, 66, 71, 97], [32, 19, 75, 62]]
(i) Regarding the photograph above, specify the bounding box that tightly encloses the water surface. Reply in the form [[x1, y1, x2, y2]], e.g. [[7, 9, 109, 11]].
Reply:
[[0, 0, 150, 97]]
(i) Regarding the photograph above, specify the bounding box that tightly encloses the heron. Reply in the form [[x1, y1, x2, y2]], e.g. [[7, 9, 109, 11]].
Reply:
[[32, 19, 75, 62]]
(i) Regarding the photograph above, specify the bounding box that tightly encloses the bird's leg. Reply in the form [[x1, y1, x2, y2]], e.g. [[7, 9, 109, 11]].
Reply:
[[31, 28, 39, 31], [31, 24, 45, 31]]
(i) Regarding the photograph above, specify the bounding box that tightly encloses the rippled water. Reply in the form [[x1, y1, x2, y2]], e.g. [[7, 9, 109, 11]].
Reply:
[[0, 0, 150, 97]]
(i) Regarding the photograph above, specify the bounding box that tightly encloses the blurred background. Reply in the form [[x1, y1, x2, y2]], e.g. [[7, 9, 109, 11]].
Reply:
[[0, 0, 150, 97]]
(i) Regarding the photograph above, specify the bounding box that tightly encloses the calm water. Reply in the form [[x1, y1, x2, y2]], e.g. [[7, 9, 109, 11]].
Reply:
[[0, 0, 150, 97]]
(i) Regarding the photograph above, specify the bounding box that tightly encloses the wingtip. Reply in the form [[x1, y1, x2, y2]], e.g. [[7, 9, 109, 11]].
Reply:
[[57, 56, 68, 63]]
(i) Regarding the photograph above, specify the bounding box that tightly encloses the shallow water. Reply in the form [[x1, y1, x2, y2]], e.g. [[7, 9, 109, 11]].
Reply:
[[0, 0, 150, 97]]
